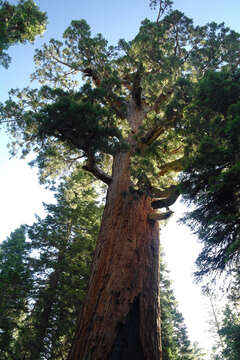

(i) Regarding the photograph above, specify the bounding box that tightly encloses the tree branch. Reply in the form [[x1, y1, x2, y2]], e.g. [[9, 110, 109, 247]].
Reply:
[[52, 55, 127, 118], [137, 127, 164, 153], [151, 184, 177, 198], [82, 67, 101, 87], [52, 55, 83, 71], [82, 154, 112, 185], [151, 185, 179, 209], [153, 89, 174, 113], [156, 5, 162, 23], [158, 157, 184, 176], [148, 210, 174, 221]]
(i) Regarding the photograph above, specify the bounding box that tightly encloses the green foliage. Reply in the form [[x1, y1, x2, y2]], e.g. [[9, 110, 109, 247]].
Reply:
[[21, 171, 102, 359], [218, 305, 240, 360], [0, 226, 32, 360], [0, 169, 102, 359], [210, 268, 240, 360], [1, 6, 239, 190], [180, 69, 240, 279], [35, 85, 125, 155], [1, 5, 240, 356], [0, 0, 47, 68], [0, 228, 204, 359]]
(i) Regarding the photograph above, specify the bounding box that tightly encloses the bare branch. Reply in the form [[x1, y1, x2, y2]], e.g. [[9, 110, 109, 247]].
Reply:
[[156, 5, 162, 23], [51, 55, 83, 71], [153, 0, 173, 23], [67, 154, 85, 167]]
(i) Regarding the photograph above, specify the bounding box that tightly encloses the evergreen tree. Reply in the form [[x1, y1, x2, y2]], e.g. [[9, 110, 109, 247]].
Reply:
[[1, 1, 240, 358], [14, 169, 102, 359], [218, 305, 240, 360], [0, 216, 204, 359], [180, 69, 240, 279], [192, 343, 206, 360], [211, 268, 240, 360], [0, 0, 47, 68], [0, 226, 32, 360]]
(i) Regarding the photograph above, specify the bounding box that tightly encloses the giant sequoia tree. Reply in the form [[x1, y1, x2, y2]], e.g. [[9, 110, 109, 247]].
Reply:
[[1, 1, 240, 358]]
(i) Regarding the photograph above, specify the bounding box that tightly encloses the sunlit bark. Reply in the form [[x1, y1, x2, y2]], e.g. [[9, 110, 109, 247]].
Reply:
[[68, 150, 162, 360]]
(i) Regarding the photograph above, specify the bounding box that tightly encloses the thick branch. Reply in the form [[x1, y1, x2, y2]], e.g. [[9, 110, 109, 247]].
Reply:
[[137, 127, 164, 153], [151, 185, 179, 209], [151, 184, 178, 198], [83, 155, 112, 185], [148, 210, 173, 221], [83, 67, 101, 87], [107, 96, 127, 120], [153, 89, 174, 113], [153, 93, 169, 113], [158, 157, 184, 176]]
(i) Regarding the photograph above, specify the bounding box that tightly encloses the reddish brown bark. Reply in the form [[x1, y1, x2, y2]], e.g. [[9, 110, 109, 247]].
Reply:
[[68, 151, 162, 360]]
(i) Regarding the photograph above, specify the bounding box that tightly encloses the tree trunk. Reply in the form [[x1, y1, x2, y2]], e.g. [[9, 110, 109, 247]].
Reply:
[[68, 151, 162, 360]]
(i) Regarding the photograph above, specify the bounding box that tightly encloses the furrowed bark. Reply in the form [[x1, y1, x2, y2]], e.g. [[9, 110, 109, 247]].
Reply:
[[68, 151, 162, 360]]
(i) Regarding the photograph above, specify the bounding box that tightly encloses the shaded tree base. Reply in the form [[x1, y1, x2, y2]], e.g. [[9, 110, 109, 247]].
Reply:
[[110, 297, 144, 360]]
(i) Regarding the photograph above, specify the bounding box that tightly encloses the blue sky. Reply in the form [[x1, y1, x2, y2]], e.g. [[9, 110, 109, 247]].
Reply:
[[2, 0, 240, 99], [1, 0, 240, 354], [2, 0, 240, 98]]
